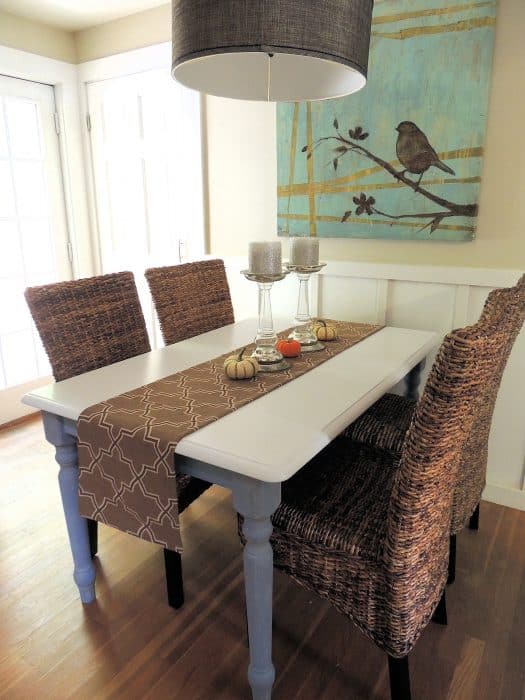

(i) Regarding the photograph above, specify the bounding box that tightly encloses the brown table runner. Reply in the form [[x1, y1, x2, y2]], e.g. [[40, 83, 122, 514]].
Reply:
[[77, 321, 383, 552]]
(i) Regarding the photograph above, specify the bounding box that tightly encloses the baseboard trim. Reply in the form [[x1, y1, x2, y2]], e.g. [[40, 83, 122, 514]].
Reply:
[[0, 411, 40, 433], [483, 483, 525, 512]]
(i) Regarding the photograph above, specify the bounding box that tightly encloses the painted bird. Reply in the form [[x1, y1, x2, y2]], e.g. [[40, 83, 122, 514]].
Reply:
[[396, 121, 455, 187]]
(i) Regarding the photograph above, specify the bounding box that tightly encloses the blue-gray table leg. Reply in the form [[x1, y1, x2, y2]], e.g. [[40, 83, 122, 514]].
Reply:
[[42, 411, 96, 604], [233, 479, 281, 700], [404, 359, 426, 401]]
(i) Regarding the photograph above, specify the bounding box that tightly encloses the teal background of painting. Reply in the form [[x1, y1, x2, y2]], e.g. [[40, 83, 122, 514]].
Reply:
[[277, 0, 497, 241]]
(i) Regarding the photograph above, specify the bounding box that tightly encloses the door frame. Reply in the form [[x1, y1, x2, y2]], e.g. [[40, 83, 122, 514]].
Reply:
[[0, 46, 94, 280], [78, 42, 209, 276], [0, 47, 93, 423]]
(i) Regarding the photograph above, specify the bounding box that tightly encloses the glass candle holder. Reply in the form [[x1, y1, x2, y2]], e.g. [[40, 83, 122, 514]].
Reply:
[[286, 263, 326, 352], [241, 269, 290, 372]]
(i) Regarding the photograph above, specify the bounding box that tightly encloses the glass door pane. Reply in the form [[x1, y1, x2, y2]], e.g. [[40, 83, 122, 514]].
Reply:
[[0, 75, 71, 423], [87, 69, 205, 347]]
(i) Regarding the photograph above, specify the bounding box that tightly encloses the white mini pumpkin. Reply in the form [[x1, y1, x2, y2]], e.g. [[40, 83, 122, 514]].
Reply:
[[314, 319, 338, 341], [224, 347, 259, 380]]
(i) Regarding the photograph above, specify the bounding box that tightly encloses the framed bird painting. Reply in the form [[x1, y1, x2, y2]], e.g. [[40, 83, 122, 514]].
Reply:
[[276, 0, 497, 241]]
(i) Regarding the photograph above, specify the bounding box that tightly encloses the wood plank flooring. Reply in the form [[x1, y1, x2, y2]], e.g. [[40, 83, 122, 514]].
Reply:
[[1, 416, 524, 699]]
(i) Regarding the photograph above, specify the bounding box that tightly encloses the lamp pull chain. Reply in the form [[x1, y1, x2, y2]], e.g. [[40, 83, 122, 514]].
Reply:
[[267, 53, 274, 102]]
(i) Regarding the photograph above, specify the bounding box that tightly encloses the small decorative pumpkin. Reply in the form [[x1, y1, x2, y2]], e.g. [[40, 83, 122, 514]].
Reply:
[[224, 347, 259, 380], [314, 319, 338, 341], [275, 338, 301, 358]]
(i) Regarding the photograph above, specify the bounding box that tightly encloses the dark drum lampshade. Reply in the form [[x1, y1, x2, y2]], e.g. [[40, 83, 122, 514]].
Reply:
[[171, 0, 374, 102]]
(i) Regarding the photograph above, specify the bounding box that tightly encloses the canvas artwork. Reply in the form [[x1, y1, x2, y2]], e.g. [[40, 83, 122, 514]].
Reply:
[[277, 0, 497, 241]]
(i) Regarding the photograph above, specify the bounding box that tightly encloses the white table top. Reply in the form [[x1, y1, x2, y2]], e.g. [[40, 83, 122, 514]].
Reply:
[[23, 319, 438, 483]]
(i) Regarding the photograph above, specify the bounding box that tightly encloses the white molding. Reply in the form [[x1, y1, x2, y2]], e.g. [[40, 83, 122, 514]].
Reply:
[[321, 261, 523, 288], [78, 42, 171, 83], [0, 45, 94, 278], [309, 274, 320, 317], [78, 81, 104, 275], [483, 483, 525, 512], [452, 285, 470, 327], [375, 279, 389, 325], [0, 45, 75, 75]]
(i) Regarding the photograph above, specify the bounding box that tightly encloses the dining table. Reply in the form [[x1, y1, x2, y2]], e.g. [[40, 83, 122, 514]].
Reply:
[[22, 317, 438, 700]]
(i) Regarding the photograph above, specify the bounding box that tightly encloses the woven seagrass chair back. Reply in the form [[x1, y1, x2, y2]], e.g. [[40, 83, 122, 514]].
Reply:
[[383, 321, 508, 650], [145, 260, 234, 345], [25, 272, 151, 382], [451, 275, 525, 533]]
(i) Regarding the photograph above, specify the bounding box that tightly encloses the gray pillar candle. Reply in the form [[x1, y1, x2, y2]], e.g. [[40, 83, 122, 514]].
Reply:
[[289, 238, 319, 267], [248, 242, 282, 276]]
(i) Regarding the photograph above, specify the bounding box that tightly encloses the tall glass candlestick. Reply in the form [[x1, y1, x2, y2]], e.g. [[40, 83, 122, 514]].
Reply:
[[241, 269, 290, 372], [286, 263, 326, 352]]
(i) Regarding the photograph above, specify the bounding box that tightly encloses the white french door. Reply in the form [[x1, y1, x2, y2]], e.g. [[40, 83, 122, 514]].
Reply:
[[0, 75, 71, 424], [86, 69, 205, 345]]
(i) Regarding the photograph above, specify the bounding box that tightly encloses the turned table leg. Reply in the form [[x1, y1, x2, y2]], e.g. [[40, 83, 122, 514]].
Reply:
[[233, 479, 281, 700], [42, 411, 96, 604]]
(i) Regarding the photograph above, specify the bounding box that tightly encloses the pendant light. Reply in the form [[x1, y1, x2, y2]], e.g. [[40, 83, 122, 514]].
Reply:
[[171, 1, 374, 102]]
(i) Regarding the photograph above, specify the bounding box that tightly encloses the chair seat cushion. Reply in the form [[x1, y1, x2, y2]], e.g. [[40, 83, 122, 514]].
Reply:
[[342, 393, 416, 455], [272, 441, 399, 562], [177, 474, 212, 513]]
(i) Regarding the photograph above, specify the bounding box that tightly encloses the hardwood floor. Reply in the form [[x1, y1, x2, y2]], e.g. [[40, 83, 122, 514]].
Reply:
[[1, 417, 524, 699]]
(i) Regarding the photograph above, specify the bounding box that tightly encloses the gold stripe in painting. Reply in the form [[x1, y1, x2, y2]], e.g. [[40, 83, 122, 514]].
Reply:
[[278, 176, 481, 198], [278, 213, 475, 233], [372, 2, 495, 26], [285, 103, 300, 232], [372, 16, 495, 40], [306, 102, 317, 237]]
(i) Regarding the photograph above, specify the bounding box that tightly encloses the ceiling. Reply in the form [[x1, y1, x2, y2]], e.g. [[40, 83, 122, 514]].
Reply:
[[0, 0, 168, 31]]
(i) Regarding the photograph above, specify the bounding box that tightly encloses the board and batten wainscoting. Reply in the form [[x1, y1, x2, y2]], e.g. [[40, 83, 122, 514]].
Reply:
[[223, 258, 525, 513]]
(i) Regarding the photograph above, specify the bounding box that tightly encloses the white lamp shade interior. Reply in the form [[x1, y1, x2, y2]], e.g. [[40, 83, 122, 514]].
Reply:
[[173, 51, 367, 102]]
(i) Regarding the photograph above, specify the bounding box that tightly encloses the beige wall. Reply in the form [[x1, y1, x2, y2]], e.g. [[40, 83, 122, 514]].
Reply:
[[0, 9, 76, 63], [75, 4, 171, 63], [206, 0, 525, 270]]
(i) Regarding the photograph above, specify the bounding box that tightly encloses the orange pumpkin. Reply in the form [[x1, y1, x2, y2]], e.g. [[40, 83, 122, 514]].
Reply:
[[276, 338, 301, 357]]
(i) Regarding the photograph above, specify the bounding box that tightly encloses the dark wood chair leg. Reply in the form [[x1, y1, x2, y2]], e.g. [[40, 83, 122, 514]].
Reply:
[[447, 534, 456, 585], [87, 518, 98, 559], [431, 590, 447, 626], [164, 548, 184, 609], [388, 655, 411, 700], [469, 503, 480, 531]]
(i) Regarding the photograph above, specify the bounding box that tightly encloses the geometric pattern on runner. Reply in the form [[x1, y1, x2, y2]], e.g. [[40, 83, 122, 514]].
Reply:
[[77, 321, 383, 552]]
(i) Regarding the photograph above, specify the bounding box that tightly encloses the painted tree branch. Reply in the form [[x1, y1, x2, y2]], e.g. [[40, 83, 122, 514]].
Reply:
[[371, 207, 457, 234], [308, 131, 478, 219]]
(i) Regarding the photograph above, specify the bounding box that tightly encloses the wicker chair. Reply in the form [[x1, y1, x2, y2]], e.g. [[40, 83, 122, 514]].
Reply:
[[343, 274, 525, 582], [259, 320, 509, 700], [145, 259, 235, 345], [25, 272, 211, 609]]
